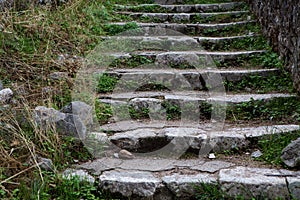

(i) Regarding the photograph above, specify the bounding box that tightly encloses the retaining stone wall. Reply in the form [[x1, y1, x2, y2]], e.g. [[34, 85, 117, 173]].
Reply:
[[249, 0, 300, 93]]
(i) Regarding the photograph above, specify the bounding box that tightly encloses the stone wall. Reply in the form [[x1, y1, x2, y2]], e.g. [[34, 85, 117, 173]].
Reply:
[[249, 0, 300, 93]]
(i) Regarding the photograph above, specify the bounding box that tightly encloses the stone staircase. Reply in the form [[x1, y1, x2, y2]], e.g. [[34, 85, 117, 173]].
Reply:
[[70, 1, 300, 199]]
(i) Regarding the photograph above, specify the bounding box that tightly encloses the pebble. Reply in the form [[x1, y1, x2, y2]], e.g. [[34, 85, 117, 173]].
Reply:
[[208, 153, 216, 159]]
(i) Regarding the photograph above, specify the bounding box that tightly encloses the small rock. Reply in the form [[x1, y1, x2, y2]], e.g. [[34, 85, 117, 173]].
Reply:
[[113, 153, 119, 159], [49, 72, 69, 81], [208, 153, 216, 159], [0, 88, 13, 104], [281, 137, 300, 168], [118, 149, 134, 159], [37, 156, 54, 171], [251, 150, 263, 158]]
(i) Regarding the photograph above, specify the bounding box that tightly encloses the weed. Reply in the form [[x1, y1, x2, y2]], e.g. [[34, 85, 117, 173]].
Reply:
[[97, 73, 118, 93], [255, 130, 300, 166], [228, 97, 300, 122], [194, 182, 227, 200], [95, 100, 113, 124], [224, 71, 294, 93]]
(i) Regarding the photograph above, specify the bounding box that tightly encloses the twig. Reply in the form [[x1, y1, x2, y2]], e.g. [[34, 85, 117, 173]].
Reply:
[[0, 164, 37, 185]]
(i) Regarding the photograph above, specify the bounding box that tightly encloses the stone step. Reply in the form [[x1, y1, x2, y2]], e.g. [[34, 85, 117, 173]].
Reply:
[[100, 124, 299, 153], [98, 92, 295, 122], [114, 2, 247, 13], [102, 68, 280, 90], [116, 11, 250, 23], [108, 50, 265, 69], [101, 35, 260, 51], [108, 20, 256, 35], [73, 157, 300, 199], [99, 91, 294, 104]]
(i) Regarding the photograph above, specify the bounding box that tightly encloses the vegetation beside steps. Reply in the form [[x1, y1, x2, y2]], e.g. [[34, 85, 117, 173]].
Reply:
[[0, 0, 299, 199]]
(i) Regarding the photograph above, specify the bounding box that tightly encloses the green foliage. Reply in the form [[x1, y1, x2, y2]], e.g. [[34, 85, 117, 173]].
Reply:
[[103, 22, 139, 35], [256, 131, 300, 166], [194, 182, 234, 200], [109, 55, 154, 68], [224, 72, 294, 93], [2, 171, 105, 200], [95, 100, 113, 124], [97, 73, 118, 93], [228, 97, 300, 122]]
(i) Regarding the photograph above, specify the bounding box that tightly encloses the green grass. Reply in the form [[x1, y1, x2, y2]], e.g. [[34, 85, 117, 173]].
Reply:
[[201, 35, 268, 51], [114, 12, 250, 24], [255, 131, 300, 167], [224, 71, 294, 93], [0, 171, 107, 200], [228, 97, 300, 122]]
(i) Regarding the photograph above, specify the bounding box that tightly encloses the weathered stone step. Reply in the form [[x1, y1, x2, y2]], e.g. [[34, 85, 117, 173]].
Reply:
[[102, 34, 258, 43], [109, 20, 256, 35], [108, 50, 265, 69], [116, 11, 249, 23], [103, 68, 279, 90], [73, 157, 300, 199], [101, 35, 260, 52], [104, 124, 300, 153], [114, 2, 246, 13], [99, 91, 294, 104]]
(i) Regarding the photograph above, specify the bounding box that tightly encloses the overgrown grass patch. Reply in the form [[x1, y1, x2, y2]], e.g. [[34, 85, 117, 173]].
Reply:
[[224, 71, 294, 93], [255, 130, 300, 167], [228, 97, 300, 122]]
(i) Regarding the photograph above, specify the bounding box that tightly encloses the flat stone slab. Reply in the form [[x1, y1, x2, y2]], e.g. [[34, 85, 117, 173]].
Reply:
[[99, 170, 162, 197], [115, 2, 246, 13], [99, 124, 300, 153], [110, 50, 265, 60], [162, 173, 217, 198], [219, 166, 291, 199], [117, 11, 249, 23], [104, 68, 280, 86], [109, 20, 256, 34], [191, 160, 235, 173], [99, 91, 295, 104], [75, 157, 300, 199], [102, 34, 258, 44]]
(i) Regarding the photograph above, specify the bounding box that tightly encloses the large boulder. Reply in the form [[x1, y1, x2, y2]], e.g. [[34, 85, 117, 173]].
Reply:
[[281, 137, 300, 168], [60, 101, 94, 127], [34, 105, 87, 139]]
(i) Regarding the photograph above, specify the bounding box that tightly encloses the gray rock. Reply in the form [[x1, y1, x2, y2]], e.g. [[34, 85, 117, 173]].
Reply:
[[118, 149, 134, 159], [191, 161, 235, 173], [77, 158, 123, 175], [156, 52, 199, 68], [60, 101, 94, 127], [109, 128, 159, 150], [37, 156, 53, 171], [0, 81, 3, 90], [251, 150, 263, 158], [49, 72, 68, 81], [208, 132, 247, 153], [34, 106, 87, 139], [172, 13, 190, 22], [99, 170, 162, 197], [0, 88, 13, 104], [62, 169, 95, 184], [119, 158, 175, 172], [159, 127, 207, 149], [162, 173, 217, 198], [281, 137, 300, 168], [219, 166, 290, 199], [287, 177, 300, 200]]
